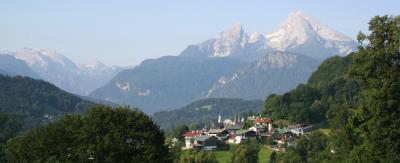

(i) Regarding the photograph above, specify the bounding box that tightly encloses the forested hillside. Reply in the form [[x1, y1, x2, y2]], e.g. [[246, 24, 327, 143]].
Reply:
[[262, 54, 362, 124], [153, 98, 263, 132], [0, 75, 93, 129]]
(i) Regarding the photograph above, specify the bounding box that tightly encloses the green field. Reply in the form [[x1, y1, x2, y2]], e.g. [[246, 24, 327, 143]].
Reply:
[[318, 128, 331, 135], [314, 122, 331, 136], [214, 150, 232, 163], [214, 145, 273, 163], [259, 146, 273, 163]]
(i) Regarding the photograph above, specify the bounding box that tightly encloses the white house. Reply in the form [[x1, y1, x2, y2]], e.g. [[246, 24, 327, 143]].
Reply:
[[182, 131, 202, 149], [249, 125, 266, 133], [231, 130, 257, 144], [290, 128, 304, 136], [288, 124, 311, 136]]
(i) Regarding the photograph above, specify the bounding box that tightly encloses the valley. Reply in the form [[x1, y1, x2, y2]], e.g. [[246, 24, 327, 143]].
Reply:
[[0, 3, 398, 162]]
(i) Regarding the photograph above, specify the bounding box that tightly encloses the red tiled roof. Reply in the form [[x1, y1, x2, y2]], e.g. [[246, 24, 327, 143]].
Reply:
[[255, 118, 273, 123], [182, 131, 202, 137]]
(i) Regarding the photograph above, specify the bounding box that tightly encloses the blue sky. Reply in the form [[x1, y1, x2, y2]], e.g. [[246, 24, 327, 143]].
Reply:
[[1, 1, 399, 66]]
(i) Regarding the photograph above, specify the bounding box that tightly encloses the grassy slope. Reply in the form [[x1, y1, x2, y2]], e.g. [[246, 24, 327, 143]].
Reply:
[[214, 150, 232, 163], [259, 147, 273, 163], [309, 123, 331, 136]]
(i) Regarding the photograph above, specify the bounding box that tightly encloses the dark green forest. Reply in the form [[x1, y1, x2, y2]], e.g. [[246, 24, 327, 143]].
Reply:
[[0, 75, 93, 129]]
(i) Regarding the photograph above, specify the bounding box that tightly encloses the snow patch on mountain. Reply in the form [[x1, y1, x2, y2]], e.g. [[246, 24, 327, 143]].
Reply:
[[116, 82, 130, 92], [78, 60, 108, 70], [138, 90, 150, 96], [13, 48, 76, 69]]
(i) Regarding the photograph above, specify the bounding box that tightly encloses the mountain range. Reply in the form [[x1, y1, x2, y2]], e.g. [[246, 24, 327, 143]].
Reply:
[[181, 11, 356, 60], [0, 48, 124, 95], [90, 11, 357, 113]]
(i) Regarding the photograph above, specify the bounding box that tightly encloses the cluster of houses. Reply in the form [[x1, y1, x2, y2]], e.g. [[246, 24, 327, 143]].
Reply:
[[181, 115, 313, 151]]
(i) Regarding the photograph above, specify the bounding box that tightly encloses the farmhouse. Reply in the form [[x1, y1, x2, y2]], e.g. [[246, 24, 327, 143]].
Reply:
[[233, 130, 256, 144], [249, 124, 266, 133], [182, 131, 202, 149], [288, 124, 313, 136], [207, 128, 228, 139], [193, 135, 218, 151]]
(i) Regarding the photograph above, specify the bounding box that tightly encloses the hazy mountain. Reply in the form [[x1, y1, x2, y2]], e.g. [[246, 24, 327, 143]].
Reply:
[[90, 56, 244, 113], [0, 69, 7, 75], [0, 53, 39, 78], [90, 11, 356, 113], [152, 98, 263, 131], [90, 51, 318, 114], [206, 51, 320, 99], [3, 48, 123, 95]]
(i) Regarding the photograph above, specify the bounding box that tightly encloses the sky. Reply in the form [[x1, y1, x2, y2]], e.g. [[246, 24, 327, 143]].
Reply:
[[1, 1, 399, 66]]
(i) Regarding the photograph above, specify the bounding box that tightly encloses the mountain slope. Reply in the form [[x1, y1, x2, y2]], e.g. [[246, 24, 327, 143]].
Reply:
[[90, 56, 244, 113], [262, 54, 361, 123], [4, 48, 123, 95], [152, 98, 263, 131], [206, 51, 320, 99], [0, 75, 94, 129], [0, 54, 39, 78]]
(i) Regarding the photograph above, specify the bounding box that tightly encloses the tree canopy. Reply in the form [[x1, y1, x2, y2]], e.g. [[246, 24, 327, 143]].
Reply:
[[347, 15, 400, 162], [177, 151, 219, 163], [5, 105, 169, 162], [231, 138, 260, 163]]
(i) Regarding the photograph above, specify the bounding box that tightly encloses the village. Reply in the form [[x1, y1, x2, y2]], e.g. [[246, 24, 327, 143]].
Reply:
[[178, 114, 315, 152]]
